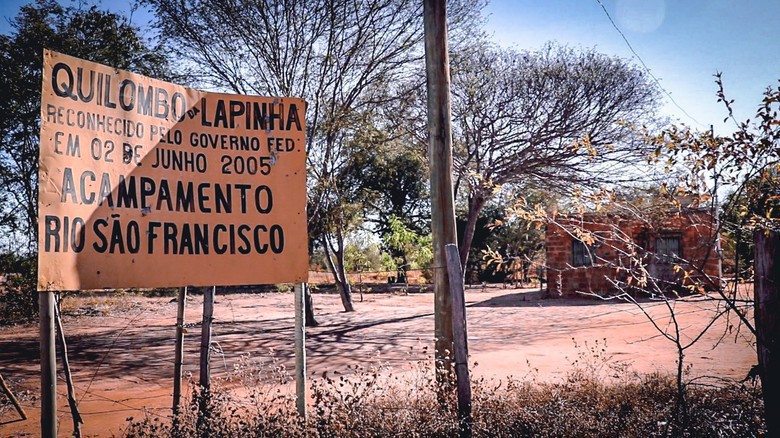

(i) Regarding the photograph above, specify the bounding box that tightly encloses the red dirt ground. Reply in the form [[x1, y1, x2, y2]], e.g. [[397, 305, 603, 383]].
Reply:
[[0, 286, 756, 437]]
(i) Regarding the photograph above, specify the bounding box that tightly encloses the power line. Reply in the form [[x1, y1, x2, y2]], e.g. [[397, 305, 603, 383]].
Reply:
[[594, 0, 707, 129]]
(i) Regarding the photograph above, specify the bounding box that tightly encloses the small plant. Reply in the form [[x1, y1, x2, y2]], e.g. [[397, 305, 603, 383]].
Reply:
[[274, 283, 293, 293], [565, 337, 634, 384]]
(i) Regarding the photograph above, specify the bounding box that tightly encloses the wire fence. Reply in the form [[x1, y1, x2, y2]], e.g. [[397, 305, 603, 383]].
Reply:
[[0, 272, 756, 434], [307, 263, 545, 288]]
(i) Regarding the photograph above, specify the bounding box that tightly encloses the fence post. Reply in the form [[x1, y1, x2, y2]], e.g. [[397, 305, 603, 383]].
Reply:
[[755, 229, 780, 436], [0, 373, 26, 421], [198, 286, 215, 435], [53, 295, 83, 437], [445, 244, 472, 437]]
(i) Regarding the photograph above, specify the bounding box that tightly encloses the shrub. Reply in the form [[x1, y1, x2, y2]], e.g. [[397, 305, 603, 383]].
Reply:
[[123, 351, 765, 437], [0, 253, 38, 325]]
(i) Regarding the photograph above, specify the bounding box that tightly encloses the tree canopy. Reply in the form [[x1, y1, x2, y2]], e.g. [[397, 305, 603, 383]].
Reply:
[[144, 0, 483, 310], [0, 0, 173, 324], [448, 43, 660, 270], [0, 0, 173, 253]]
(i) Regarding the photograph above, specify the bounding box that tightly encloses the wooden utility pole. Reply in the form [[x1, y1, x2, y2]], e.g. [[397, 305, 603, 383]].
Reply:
[[424, 0, 458, 378], [755, 229, 780, 436], [294, 283, 307, 418], [40, 290, 57, 438], [445, 244, 473, 437], [172, 286, 187, 419]]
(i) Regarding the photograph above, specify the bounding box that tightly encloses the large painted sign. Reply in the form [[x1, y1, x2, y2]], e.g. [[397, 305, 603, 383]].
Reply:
[[37, 50, 308, 290]]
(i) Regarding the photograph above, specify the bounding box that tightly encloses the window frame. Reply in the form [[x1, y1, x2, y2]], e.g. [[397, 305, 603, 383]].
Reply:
[[655, 233, 682, 264], [572, 239, 596, 267]]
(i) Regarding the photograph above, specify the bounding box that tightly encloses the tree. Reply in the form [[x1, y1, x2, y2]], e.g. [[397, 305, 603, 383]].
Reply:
[[310, 123, 430, 304], [448, 44, 660, 274], [344, 139, 430, 237], [478, 200, 546, 286], [0, 253, 38, 324], [0, 0, 174, 254], [651, 74, 780, 435], [145, 0, 483, 311], [340, 126, 430, 281], [308, 172, 365, 312], [382, 216, 433, 284], [508, 180, 728, 433], [0, 1, 172, 325]]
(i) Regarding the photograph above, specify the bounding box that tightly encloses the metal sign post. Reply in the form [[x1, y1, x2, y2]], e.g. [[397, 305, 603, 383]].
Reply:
[[39, 290, 57, 438], [294, 283, 307, 418], [172, 286, 187, 420]]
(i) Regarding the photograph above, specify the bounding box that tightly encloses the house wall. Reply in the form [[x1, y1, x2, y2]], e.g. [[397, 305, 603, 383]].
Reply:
[[545, 210, 721, 297]]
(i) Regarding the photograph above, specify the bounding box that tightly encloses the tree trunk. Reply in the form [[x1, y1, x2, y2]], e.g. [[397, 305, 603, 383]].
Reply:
[[323, 235, 355, 312], [459, 195, 486, 278], [304, 287, 319, 327], [754, 229, 780, 436], [336, 278, 354, 312], [674, 347, 687, 430], [399, 253, 409, 284]]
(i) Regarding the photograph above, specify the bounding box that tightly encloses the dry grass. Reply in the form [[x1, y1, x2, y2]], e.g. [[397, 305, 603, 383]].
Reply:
[[121, 347, 765, 438], [58, 293, 140, 316]]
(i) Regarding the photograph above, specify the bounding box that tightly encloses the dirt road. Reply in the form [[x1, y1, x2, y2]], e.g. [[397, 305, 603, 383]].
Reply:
[[0, 287, 756, 437]]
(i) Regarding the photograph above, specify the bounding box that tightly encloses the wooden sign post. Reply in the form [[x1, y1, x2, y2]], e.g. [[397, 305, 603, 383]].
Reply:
[[199, 286, 215, 388]]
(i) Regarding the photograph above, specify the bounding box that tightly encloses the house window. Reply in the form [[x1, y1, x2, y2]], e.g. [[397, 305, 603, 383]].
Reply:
[[655, 235, 682, 263], [572, 240, 595, 267]]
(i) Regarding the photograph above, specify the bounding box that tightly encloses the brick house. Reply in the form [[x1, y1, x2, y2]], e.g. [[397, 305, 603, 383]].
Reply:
[[545, 209, 721, 297]]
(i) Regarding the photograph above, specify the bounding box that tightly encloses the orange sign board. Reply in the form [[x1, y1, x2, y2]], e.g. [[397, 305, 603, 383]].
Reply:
[[37, 50, 308, 290]]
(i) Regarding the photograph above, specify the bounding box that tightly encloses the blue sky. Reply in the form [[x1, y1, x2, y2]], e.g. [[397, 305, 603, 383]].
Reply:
[[484, 0, 780, 134], [2, 0, 778, 134]]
